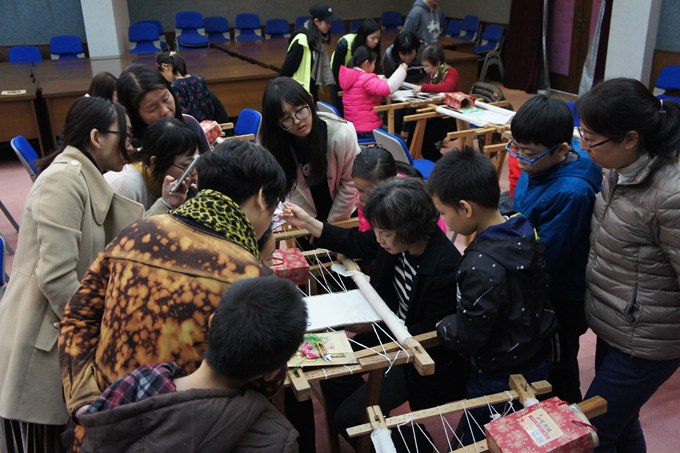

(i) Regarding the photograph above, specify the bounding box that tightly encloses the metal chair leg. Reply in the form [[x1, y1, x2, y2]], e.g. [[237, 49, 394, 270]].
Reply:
[[0, 200, 19, 232]]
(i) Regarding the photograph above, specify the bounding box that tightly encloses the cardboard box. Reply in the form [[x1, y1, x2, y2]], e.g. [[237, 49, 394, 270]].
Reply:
[[200, 120, 222, 145], [271, 248, 309, 285], [485, 397, 598, 453]]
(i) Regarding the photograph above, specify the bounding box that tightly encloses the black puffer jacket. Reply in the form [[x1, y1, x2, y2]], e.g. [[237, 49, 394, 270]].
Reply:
[[438, 215, 558, 373]]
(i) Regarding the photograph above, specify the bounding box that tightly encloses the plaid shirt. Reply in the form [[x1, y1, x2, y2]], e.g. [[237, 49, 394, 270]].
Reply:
[[87, 362, 185, 414]]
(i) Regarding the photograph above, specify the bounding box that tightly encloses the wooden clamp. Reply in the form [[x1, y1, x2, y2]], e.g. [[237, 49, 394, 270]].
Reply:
[[367, 405, 388, 431], [287, 366, 311, 401]]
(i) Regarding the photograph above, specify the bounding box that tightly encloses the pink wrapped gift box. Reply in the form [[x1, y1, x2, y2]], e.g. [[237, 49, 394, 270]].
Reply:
[[271, 248, 309, 285], [485, 397, 598, 453], [200, 120, 222, 145]]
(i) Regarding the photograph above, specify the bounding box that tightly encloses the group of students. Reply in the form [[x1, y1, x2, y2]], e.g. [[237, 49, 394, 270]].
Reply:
[[0, 6, 677, 453], [281, 1, 459, 161]]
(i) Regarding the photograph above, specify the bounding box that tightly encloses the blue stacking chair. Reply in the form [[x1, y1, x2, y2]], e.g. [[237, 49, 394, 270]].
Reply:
[[380, 11, 403, 30], [460, 15, 480, 42], [204, 16, 231, 44], [234, 109, 262, 141], [317, 101, 339, 116], [235, 13, 263, 42], [445, 19, 463, 38], [49, 35, 84, 60], [295, 16, 310, 30], [136, 20, 168, 50], [474, 24, 504, 54], [10, 135, 40, 181], [175, 11, 209, 49], [655, 66, 680, 103], [8, 46, 43, 63], [349, 20, 363, 33], [128, 23, 162, 55], [373, 128, 435, 179], [330, 20, 346, 35], [265, 18, 290, 39]]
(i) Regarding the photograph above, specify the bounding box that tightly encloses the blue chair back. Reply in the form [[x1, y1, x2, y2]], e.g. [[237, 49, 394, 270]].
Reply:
[[460, 15, 480, 42], [265, 18, 290, 39], [316, 101, 339, 116], [235, 13, 263, 42], [234, 109, 262, 141], [565, 101, 581, 127], [372, 128, 434, 179], [128, 23, 161, 55], [380, 11, 403, 30], [445, 19, 462, 37], [330, 20, 346, 35], [656, 65, 680, 90], [175, 11, 209, 49], [50, 35, 84, 60], [9, 46, 43, 63], [473, 24, 504, 54], [349, 20, 363, 33], [136, 20, 168, 50], [204, 16, 231, 43], [10, 135, 39, 180], [295, 16, 311, 30]]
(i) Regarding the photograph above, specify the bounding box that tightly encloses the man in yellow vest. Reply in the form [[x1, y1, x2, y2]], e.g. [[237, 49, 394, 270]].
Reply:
[[280, 3, 340, 100]]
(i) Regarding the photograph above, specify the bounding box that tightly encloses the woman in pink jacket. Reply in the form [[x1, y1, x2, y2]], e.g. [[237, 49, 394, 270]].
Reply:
[[340, 46, 406, 139]]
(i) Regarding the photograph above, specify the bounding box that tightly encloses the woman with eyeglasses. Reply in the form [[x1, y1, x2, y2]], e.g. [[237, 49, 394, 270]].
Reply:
[[0, 96, 145, 453], [105, 118, 198, 211], [260, 76, 360, 223], [578, 78, 680, 452]]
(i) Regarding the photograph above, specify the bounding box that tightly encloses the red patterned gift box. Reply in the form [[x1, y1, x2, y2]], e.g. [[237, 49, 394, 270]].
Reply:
[[200, 120, 222, 145], [485, 397, 598, 453], [271, 248, 310, 285]]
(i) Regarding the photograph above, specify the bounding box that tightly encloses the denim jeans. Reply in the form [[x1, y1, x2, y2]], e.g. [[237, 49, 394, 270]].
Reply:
[[584, 338, 680, 453], [455, 357, 551, 446]]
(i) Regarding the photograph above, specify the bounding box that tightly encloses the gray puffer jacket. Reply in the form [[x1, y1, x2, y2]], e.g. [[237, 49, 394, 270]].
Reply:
[[585, 156, 680, 360]]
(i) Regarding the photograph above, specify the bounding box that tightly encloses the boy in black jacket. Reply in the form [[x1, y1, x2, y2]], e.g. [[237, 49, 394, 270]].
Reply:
[[428, 148, 558, 446]]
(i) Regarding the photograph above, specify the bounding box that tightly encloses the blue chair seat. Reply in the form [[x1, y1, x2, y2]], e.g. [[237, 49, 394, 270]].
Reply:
[[178, 32, 209, 48], [9, 46, 43, 63], [204, 16, 231, 43]]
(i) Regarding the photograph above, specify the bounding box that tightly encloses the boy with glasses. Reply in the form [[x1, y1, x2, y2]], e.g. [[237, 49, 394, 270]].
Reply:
[[511, 95, 602, 404]]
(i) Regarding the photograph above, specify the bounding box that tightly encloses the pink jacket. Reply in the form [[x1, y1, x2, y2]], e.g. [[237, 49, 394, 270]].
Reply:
[[340, 66, 390, 133]]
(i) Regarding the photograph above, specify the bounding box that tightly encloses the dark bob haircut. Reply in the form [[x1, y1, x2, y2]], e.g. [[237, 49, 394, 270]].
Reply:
[[363, 177, 438, 245], [196, 139, 287, 208], [511, 94, 573, 148], [427, 147, 500, 209], [205, 277, 307, 381], [141, 118, 199, 182]]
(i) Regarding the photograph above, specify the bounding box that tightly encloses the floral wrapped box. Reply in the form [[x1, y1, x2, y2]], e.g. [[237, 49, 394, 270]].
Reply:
[[271, 248, 309, 285], [199, 120, 222, 145], [485, 397, 598, 453]]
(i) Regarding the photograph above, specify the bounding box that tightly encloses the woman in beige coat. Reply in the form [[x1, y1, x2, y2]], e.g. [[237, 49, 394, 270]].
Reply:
[[0, 96, 186, 453]]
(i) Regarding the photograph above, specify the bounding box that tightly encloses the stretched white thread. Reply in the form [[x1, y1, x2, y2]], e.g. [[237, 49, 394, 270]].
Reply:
[[396, 421, 412, 453], [410, 415, 418, 453], [372, 321, 412, 361], [322, 249, 347, 291], [347, 331, 395, 365], [460, 400, 483, 452], [437, 406, 453, 450], [342, 364, 354, 374], [484, 394, 502, 421], [414, 421, 439, 452], [321, 368, 328, 380]]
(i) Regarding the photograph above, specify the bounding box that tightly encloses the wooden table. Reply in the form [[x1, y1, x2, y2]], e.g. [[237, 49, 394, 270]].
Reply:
[[36, 49, 277, 146], [212, 40, 289, 71], [0, 63, 43, 153], [444, 50, 479, 92]]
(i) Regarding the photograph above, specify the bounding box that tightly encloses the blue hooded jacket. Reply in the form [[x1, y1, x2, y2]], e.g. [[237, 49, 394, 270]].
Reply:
[[514, 150, 602, 305]]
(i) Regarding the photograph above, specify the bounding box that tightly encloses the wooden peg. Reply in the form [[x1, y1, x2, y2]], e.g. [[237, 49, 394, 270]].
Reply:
[[367, 405, 388, 430], [508, 374, 535, 406], [288, 367, 311, 401]]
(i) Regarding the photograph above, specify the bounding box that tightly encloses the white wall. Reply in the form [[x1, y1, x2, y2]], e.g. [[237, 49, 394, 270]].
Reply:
[[81, 0, 130, 57], [604, 0, 662, 84]]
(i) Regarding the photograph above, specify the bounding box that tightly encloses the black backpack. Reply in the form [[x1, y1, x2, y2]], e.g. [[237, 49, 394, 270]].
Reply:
[[469, 81, 506, 104]]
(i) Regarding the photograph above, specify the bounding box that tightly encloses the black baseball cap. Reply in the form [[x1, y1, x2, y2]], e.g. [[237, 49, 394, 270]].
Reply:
[[309, 3, 340, 22]]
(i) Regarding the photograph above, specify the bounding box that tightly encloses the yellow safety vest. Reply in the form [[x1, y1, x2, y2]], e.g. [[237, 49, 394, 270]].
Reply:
[[288, 33, 312, 93]]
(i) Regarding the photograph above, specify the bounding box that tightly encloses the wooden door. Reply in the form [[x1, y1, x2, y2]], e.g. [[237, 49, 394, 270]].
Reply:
[[548, 0, 598, 93]]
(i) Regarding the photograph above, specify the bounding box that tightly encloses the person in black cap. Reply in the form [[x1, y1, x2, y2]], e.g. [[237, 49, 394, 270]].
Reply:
[[280, 3, 340, 100]]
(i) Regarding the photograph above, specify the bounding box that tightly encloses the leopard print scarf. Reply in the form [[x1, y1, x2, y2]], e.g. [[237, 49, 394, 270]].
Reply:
[[431, 63, 451, 86], [171, 189, 261, 259]]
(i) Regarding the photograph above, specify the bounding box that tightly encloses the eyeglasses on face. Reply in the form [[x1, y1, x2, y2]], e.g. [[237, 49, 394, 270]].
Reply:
[[104, 129, 133, 146], [505, 140, 561, 164], [279, 105, 311, 130], [577, 126, 612, 149]]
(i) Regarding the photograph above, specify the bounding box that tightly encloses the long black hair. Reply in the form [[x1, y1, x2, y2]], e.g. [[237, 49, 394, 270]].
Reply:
[[352, 19, 381, 68], [352, 145, 421, 182], [116, 63, 183, 139], [36, 96, 129, 171], [347, 46, 377, 69], [156, 51, 188, 76], [577, 77, 680, 162], [260, 77, 327, 194]]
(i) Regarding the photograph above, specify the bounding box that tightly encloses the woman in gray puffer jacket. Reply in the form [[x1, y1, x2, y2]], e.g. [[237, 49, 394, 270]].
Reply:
[[578, 77, 680, 453]]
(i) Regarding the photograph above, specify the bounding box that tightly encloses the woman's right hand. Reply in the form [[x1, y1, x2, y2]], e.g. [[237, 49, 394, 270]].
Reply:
[[282, 202, 324, 238], [398, 62, 408, 71]]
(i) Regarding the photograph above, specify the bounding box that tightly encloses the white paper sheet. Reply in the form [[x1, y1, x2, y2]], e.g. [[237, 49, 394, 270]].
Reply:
[[304, 289, 382, 332]]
